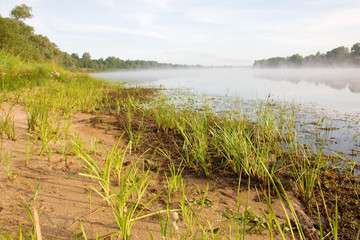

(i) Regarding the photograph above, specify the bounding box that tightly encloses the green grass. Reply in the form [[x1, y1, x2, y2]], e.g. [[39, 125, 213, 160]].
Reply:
[[77, 136, 162, 240], [0, 102, 16, 140], [147, 94, 298, 182], [165, 162, 184, 202], [0, 51, 356, 239]]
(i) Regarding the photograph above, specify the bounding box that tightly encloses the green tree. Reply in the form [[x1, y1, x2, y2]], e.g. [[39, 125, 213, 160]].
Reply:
[[351, 43, 360, 65], [71, 53, 80, 60], [286, 53, 303, 66], [79, 52, 92, 68], [325, 46, 350, 65], [10, 4, 33, 21], [82, 52, 91, 60], [351, 43, 360, 55]]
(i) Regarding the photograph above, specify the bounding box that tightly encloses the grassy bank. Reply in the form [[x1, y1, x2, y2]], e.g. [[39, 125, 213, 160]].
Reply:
[[0, 54, 359, 239]]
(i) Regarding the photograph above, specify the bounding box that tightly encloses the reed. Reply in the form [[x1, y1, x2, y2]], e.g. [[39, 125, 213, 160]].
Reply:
[[77, 136, 161, 239], [3, 151, 18, 181], [164, 162, 184, 202], [153, 96, 178, 133], [0, 103, 16, 140]]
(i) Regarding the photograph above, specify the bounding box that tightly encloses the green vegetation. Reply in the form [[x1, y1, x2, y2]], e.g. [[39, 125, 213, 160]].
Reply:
[[0, 5, 191, 72], [0, 13, 74, 67], [77, 137, 162, 240], [0, 3, 359, 240], [71, 52, 190, 72], [254, 43, 360, 67], [1, 52, 358, 239], [10, 4, 33, 21]]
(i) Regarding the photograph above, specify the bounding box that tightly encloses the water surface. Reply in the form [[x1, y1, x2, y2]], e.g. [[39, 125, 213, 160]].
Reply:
[[93, 68, 360, 112], [92, 68, 360, 168]]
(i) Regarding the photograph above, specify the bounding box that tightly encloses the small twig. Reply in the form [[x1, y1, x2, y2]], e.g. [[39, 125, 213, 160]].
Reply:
[[32, 205, 43, 240]]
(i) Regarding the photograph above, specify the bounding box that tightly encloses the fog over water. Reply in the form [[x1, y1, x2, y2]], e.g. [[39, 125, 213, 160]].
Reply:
[[93, 68, 360, 113], [93, 68, 360, 167]]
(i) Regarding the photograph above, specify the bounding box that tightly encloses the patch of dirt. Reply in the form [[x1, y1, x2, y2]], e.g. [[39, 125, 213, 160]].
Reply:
[[0, 101, 314, 239]]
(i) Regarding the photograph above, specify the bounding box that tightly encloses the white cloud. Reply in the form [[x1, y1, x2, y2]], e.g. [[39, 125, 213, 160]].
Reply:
[[58, 23, 168, 40]]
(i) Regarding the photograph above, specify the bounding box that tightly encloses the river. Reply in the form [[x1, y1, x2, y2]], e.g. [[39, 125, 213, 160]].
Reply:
[[92, 67, 360, 171]]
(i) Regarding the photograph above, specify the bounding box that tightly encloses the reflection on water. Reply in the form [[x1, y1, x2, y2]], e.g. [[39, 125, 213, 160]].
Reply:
[[93, 68, 360, 113], [92, 68, 360, 168], [254, 68, 360, 93]]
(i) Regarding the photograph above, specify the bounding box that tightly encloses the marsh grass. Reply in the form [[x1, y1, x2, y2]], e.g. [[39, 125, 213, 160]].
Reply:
[[256, 168, 307, 240], [310, 183, 339, 240], [0, 103, 16, 140], [123, 116, 147, 152], [224, 176, 269, 239], [157, 212, 176, 239], [71, 134, 85, 158], [3, 151, 18, 181], [179, 183, 196, 237], [25, 135, 37, 165], [153, 96, 178, 133], [0, 51, 357, 239], [151, 96, 215, 175], [24, 91, 63, 161], [88, 137, 100, 157], [119, 95, 147, 151], [178, 110, 211, 176], [147, 94, 300, 182], [289, 150, 327, 203], [210, 114, 272, 181], [77, 136, 161, 239], [165, 162, 184, 202]]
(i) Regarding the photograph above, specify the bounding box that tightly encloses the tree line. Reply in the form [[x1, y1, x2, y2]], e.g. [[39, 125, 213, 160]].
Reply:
[[0, 4, 190, 71], [70, 52, 188, 71], [253, 43, 360, 68]]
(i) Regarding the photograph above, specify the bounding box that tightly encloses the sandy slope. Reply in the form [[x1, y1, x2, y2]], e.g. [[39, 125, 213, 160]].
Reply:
[[0, 102, 311, 239]]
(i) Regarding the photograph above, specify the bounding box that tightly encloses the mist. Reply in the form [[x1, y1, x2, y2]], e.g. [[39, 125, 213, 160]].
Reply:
[[254, 68, 360, 93], [92, 67, 360, 113]]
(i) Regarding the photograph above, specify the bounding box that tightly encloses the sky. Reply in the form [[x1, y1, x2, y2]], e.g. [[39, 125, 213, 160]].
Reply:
[[1, 0, 360, 66]]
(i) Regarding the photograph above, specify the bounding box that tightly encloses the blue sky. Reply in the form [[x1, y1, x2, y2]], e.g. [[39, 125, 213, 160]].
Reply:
[[1, 0, 360, 66]]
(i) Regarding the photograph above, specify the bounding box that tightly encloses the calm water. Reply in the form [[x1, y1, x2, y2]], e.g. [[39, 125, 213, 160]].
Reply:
[[92, 68, 360, 169], [93, 67, 360, 112]]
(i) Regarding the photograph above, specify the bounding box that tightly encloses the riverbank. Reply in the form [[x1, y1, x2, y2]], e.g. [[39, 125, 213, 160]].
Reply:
[[0, 64, 359, 239], [93, 67, 360, 167]]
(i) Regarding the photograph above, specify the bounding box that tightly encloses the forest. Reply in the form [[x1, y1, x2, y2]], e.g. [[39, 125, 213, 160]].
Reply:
[[70, 52, 189, 71], [253, 43, 360, 68]]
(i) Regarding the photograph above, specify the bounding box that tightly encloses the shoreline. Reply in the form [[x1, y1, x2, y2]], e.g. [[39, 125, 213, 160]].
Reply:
[[106, 75, 360, 173], [0, 70, 359, 239]]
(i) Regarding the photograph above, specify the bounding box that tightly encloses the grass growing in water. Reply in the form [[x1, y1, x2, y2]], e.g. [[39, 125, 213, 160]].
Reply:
[[0, 50, 358, 239]]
